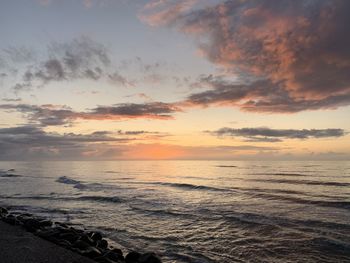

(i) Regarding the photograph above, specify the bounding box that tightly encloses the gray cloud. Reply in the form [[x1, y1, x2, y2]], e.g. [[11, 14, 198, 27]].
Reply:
[[0, 124, 279, 160], [0, 37, 111, 92], [183, 76, 350, 113], [108, 71, 135, 87], [209, 127, 346, 142], [89, 102, 179, 120], [1, 98, 21, 102], [0, 37, 176, 92], [0, 125, 154, 160], [0, 102, 180, 126], [1, 46, 36, 65], [0, 104, 78, 126]]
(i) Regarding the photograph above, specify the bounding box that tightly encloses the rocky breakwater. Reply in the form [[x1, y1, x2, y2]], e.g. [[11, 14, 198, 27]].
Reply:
[[0, 207, 162, 263]]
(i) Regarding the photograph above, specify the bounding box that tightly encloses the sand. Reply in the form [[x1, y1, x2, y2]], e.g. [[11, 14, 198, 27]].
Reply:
[[0, 221, 95, 263]]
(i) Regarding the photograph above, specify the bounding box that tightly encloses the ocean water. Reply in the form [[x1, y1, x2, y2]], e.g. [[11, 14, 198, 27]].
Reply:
[[0, 160, 349, 263]]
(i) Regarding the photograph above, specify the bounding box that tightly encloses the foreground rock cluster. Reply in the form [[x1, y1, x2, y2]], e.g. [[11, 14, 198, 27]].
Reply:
[[0, 207, 161, 263]]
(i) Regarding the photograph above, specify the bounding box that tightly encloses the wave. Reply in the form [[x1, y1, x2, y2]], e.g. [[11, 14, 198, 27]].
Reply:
[[0, 194, 123, 204], [250, 178, 350, 187], [129, 205, 196, 219], [56, 176, 81, 185], [251, 172, 350, 179], [76, 196, 122, 203], [56, 176, 93, 190], [251, 172, 311, 177], [216, 165, 238, 168], [0, 173, 21, 177], [250, 192, 350, 210], [153, 182, 228, 192], [0, 169, 21, 177]]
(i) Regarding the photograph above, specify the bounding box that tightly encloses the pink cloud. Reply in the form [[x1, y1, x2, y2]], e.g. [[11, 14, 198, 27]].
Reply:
[[142, 0, 350, 113]]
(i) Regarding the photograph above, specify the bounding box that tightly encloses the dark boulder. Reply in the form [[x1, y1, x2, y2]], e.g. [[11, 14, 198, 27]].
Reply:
[[91, 232, 103, 242], [103, 249, 124, 262], [73, 240, 91, 250], [139, 252, 162, 263], [0, 207, 8, 216], [24, 218, 41, 232], [97, 239, 108, 250], [39, 219, 52, 227], [2, 214, 18, 225], [79, 234, 95, 245], [59, 232, 79, 243], [80, 246, 102, 258], [126, 251, 141, 263]]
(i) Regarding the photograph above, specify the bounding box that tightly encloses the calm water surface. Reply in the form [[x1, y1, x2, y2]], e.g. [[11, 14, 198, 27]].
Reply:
[[0, 161, 349, 262]]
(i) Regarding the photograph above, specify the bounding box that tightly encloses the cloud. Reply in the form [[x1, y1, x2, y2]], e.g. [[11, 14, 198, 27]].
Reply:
[[209, 127, 346, 142], [143, 0, 350, 113], [87, 102, 180, 120], [182, 75, 350, 113], [1, 38, 175, 92], [0, 36, 111, 92], [37, 0, 112, 8], [0, 125, 168, 160], [108, 71, 135, 87], [0, 102, 180, 126], [0, 125, 130, 160], [1, 46, 36, 64], [0, 104, 78, 126], [1, 98, 21, 102], [141, 0, 197, 26], [0, 125, 345, 160], [0, 125, 277, 160]]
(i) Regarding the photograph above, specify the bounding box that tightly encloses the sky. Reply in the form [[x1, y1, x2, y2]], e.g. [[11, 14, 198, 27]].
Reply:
[[0, 0, 349, 160]]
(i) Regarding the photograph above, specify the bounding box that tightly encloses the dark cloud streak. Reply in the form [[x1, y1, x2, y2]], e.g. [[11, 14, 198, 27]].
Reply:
[[0, 102, 180, 127], [210, 127, 346, 142]]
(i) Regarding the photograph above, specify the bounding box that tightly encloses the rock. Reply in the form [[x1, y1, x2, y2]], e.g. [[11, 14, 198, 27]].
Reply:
[[125, 251, 141, 263], [36, 228, 61, 238], [104, 249, 124, 262], [73, 240, 91, 250], [139, 252, 162, 263], [59, 232, 79, 243], [57, 239, 72, 248], [80, 246, 102, 258], [55, 222, 69, 228], [2, 214, 18, 225], [79, 234, 95, 245], [97, 239, 108, 250], [39, 219, 52, 227], [24, 218, 41, 232], [21, 213, 33, 217], [0, 207, 8, 216], [91, 232, 103, 242], [94, 255, 118, 263]]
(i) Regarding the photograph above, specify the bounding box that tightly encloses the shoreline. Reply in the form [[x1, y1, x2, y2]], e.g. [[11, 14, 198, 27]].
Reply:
[[0, 207, 162, 263]]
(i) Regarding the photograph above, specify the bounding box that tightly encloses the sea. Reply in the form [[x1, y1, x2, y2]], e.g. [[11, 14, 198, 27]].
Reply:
[[0, 160, 349, 263]]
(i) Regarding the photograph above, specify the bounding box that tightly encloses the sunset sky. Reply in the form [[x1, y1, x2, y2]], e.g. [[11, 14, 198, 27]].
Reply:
[[0, 0, 349, 160]]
